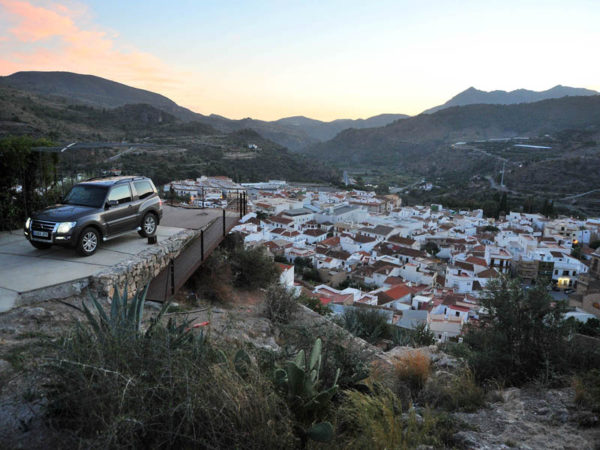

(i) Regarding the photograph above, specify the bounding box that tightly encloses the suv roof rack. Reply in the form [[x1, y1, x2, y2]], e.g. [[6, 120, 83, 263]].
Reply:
[[83, 175, 145, 183]]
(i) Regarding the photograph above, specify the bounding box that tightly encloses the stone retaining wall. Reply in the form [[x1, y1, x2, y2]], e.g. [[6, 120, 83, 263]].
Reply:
[[90, 223, 214, 300]]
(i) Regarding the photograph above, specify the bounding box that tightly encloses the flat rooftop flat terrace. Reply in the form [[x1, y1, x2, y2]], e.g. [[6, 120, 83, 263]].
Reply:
[[0, 206, 231, 312]]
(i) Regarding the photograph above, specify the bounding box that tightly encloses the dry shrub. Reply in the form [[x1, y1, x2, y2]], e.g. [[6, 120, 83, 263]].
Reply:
[[45, 326, 297, 449], [334, 383, 455, 449], [262, 283, 298, 324], [420, 368, 485, 412], [189, 249, 234, 303], [394, 350, 431, 395], [573, 369, 600, 413]]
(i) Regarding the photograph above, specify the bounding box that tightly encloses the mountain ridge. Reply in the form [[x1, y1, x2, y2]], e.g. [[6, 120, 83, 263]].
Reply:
[[423, 85, 599, 114], [304, 95, 600, 166], [0, 71, 407, 149]]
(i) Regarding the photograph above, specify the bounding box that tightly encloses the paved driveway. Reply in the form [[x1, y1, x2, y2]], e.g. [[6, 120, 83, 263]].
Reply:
[[0, 206, 222, 312]]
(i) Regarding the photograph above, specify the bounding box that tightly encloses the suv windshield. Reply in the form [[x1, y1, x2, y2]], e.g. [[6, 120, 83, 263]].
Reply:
[[63, 185, 108, 208]]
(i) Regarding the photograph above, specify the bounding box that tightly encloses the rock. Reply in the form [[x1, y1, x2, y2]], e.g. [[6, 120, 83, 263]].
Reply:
[[433, 353, 460, 369], [20, 307, 53, 323], [551, 408, 569, 424], [453, 387, 600, 449], [572, 411, 599, 428], [0, 359, 12, 375], [454, 431, 481, 449]]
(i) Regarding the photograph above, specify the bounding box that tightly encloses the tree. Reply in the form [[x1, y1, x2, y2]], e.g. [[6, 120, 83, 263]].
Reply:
[[498, 192, 508, 217], [464, 277, 569, 384], [424, 241, 440, 256], [0, 136, 55, 230]]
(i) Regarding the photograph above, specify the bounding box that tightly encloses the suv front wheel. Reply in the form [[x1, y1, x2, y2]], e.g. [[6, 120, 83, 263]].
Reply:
[[139, 213, 158, 238], [77, 227, 100, 256]]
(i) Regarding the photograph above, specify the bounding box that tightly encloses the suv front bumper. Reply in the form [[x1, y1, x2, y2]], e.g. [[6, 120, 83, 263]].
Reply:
[[24, 220, 79, 247]]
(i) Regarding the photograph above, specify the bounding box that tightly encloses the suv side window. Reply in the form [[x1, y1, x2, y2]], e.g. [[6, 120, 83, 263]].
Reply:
[[107, 184, 132, 205], [133, 180, 154, 199]]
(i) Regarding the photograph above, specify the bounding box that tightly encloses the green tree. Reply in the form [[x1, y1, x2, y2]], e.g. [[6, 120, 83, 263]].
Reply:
[[0, 136, 55, 230], [424, 241, 440, 256], [498, 192, 508, 217], [464, 277, 569, 384]]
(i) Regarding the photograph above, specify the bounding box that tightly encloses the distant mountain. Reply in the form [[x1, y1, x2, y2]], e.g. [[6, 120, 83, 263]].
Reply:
[[304, 95, 600, 166], [274, 113, 408, 142], [423, 85, 599, 114], [0, 71, 201, 121], [0, 71, 407, 150]]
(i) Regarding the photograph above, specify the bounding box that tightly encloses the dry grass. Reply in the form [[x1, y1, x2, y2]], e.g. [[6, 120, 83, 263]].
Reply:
[[394, 350, 431, 394]]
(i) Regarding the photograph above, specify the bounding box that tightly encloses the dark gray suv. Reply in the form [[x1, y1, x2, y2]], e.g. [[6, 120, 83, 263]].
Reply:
[[24, 176, 163, 256]]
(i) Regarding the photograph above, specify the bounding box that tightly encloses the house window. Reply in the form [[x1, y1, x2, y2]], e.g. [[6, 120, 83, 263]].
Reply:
[[455, 311, 460, 317], [563, 270, 569, 276], [554, 270, 559, 275]]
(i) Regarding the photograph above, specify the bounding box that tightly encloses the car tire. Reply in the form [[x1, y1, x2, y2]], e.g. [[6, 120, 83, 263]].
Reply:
[[30, 241, 52, 250], [77, 227, 100, 256], [139, 213, 158, 238]]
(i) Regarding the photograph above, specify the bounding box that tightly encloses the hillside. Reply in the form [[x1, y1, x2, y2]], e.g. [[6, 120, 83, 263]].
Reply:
[[0, 71, 406, 150], [273, 113, 409, 142], [0, 71, 201, 121], [0, 85, 336, 185], [423, 85, 599, 114], [305, 95, 600, 166]]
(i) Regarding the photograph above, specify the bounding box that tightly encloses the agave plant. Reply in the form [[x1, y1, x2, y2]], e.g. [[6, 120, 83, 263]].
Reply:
[[82, 283, 197, 347], [274, 338, 340, 443]]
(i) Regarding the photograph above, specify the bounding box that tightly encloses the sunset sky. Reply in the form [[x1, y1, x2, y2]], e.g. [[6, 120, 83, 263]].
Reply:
[[0, 0, 598, 121]]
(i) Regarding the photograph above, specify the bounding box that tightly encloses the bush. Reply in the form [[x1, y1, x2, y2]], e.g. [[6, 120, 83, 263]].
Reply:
[[189, 233, 279, 297], [281, 326, 372, 390], [463, 277, 570, 385], [298, 294, 332, 316], [46, 298, 296, 448], [334, 384, 458, 449], [392, 323, 436, 347], [302, 267, 321, 283], [574, 369, 600, 413], [188, 248, 234, 303], [394, 349, 431, 395], [231, 245, 279, 289], [262, 284, 298, 324], [335, 307, 391, 345], [420, 368, 485, 412]]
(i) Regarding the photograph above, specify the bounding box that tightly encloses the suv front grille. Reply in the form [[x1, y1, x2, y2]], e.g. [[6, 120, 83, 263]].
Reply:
[[32, 220, 56, 232]]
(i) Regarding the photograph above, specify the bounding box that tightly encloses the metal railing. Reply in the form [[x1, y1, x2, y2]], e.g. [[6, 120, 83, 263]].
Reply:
[[146, 210, 239, 302]]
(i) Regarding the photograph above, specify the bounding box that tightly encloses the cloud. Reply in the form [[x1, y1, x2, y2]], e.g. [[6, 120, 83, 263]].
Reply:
[[0, 0, 189, 97]]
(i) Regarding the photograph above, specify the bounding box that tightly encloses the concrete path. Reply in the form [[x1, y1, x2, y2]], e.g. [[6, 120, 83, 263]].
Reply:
[[0, 207, 222, 312]]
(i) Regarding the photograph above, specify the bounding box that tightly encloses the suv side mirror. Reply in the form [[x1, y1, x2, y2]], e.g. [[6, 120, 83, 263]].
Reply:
[[106, 199, 119, 209]]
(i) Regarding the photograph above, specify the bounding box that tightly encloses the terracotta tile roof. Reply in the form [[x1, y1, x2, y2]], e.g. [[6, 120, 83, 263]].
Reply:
[[384, 276, 405, 285], [477, 268, 499, 278], [466, 256, 487, 267], [303, 229, 327, 237], [383, 284, 413, 300], [388, 235, 416, 246], [455, 261, 475, 272]]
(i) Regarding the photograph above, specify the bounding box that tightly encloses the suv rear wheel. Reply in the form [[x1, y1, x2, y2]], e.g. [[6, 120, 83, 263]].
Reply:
[[77, 227, 100, 256], [139, 212, 158, 238]]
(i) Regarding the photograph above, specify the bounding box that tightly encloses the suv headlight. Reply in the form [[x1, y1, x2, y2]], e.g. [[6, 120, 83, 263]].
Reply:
[[56, 222, 77, 234], [25, 217, 31, 229]]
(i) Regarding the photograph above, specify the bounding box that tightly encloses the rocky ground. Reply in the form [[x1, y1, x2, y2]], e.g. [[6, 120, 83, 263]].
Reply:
[[1, 296, 599, 449], [454, 387, 600, 450]]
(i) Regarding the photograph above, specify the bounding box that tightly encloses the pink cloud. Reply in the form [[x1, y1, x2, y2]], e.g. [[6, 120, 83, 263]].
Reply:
[[0, 0, 192, 100]]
